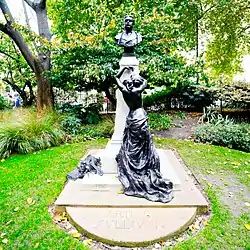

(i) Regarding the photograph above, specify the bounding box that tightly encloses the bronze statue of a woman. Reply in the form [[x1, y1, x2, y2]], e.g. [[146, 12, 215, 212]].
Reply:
[[115, 67, 173, 203]]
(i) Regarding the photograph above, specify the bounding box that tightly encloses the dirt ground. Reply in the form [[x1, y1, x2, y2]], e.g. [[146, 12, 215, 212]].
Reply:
[[153, 112, 201, 140]]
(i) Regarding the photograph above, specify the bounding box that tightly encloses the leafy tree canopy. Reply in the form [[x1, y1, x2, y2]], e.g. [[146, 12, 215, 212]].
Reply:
[[48, 0, 198, 98]]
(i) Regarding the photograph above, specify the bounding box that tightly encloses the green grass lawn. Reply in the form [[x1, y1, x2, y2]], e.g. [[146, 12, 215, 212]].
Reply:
[[0, 138, 249, 249]]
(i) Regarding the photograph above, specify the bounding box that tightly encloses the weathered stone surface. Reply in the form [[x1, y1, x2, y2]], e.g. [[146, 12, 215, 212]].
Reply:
[[67, 207, 196, 247]]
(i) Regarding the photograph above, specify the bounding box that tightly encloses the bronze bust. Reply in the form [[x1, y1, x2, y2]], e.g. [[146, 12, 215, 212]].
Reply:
[[115, 15, 142, 55]]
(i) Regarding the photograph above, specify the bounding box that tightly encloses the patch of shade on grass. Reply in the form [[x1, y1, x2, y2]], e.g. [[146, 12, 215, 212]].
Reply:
[[0, 138, 249, 249]]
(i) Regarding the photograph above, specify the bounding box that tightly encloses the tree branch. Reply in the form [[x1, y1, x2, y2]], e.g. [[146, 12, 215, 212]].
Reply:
[[40, 0, 46, 9], [3, 78, 22, 94], [23, 0, 35, 10], [0, 0, 14, 24], [0, 49, 18, 61], [0, 23, 37, 72]]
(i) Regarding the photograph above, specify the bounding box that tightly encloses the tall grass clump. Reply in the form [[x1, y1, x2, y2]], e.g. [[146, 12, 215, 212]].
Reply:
[[0, 109, 66, 158]]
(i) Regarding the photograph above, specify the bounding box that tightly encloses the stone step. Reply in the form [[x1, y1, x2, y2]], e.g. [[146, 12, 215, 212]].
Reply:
[[55, 186, 208, 214], [66, 206, 197, 247]]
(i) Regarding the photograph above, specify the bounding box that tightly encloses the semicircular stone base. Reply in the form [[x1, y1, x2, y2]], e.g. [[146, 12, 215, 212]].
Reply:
[[66, 207, 196, 247]]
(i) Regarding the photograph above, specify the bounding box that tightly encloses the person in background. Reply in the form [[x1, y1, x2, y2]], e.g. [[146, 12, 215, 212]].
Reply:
[[14, 94, 21, 108]]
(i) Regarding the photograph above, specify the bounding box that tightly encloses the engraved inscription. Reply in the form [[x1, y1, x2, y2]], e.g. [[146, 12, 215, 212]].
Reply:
[[92, 210, 165, 230]]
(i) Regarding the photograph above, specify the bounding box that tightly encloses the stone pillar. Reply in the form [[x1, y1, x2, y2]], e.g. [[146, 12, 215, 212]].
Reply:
[[100, 56, 139, 173]]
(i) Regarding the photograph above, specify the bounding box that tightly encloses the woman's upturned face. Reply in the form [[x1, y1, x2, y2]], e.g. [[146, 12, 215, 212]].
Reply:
[[126, 80, 133, 91]]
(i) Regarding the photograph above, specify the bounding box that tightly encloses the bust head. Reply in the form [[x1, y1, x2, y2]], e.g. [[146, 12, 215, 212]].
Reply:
[[124, 15, 135, 32]]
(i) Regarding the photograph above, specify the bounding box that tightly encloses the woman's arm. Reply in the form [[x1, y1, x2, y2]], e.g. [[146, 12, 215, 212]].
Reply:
[[115, 67, 129, 91]]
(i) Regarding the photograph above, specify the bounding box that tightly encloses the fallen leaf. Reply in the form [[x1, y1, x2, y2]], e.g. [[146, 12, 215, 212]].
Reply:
[[13, 207, 19, 212], [86, 239, 92, 245], [165, 241, 172, 247], [208, 183, 212, 188], [158, 240, 164, 245], [223, 182, 229, 186], [244, 202, 250, 207], [27, 198, 33, 204], [46, 179, 52, 183], [117, 190, 123, 194], [203, 220, 208, 226], [34, 243, 40, 248], [83, 239, 93, 246], [245, 224, 250, 230], [176, 237, 184, 242], [0, 233, 6, 238], [2, 238, 8, 244], [0, 159, 5, 162], [71, 232, 81, 238], [189, 224, 196, 232], [5, 220, 12, 226], [197, 217, 203, 222], [53, 214, 61, 222]]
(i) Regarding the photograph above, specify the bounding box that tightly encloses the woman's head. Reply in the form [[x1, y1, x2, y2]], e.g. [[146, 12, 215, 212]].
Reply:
[[130, 74, 143, 87], [124, 79, 133, 91]]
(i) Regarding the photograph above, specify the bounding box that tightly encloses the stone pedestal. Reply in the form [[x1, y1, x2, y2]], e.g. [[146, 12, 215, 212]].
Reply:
[[55, 150, 209, 247], [101, 56, 139, 173]]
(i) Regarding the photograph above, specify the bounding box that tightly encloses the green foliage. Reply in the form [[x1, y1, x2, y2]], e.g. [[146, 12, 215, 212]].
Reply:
[[60, 116, 82, 136], [143, 89, 173, 111], [195, 122, 250, 152], [148, 112, 172, 131], [200, 110, 235, 126], [176, 111, 186, 119], [218, 81, 250, 109], [48, 0, 199, 93], [143, 84, 214, 111], [0, 95, 9, 110], [174, 0, 250, 78], [77, 118, 114, 141], [0, 110, 65, 158], [57, 101, 102, 125]]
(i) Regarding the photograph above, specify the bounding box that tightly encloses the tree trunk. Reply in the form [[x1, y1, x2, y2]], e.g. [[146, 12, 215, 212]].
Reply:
[[36, 72, 54, 111], [0, 0, 54, 112]]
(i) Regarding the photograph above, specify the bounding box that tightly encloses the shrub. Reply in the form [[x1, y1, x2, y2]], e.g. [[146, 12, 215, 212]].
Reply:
[[57, 101, 102, 125], [143, 89, 173, 111], [80, 119, 114, 140], [0, 95, 10, 110], [195, 123, 250, 152], [60, 116, 82, 136], [148, 113, 172, 131], [143, 85, 214, 111], [0, 110, 66, 158]]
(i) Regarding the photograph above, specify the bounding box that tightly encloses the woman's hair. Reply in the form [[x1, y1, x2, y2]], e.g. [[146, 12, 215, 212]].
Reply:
[[130, 74, 143, 84]]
